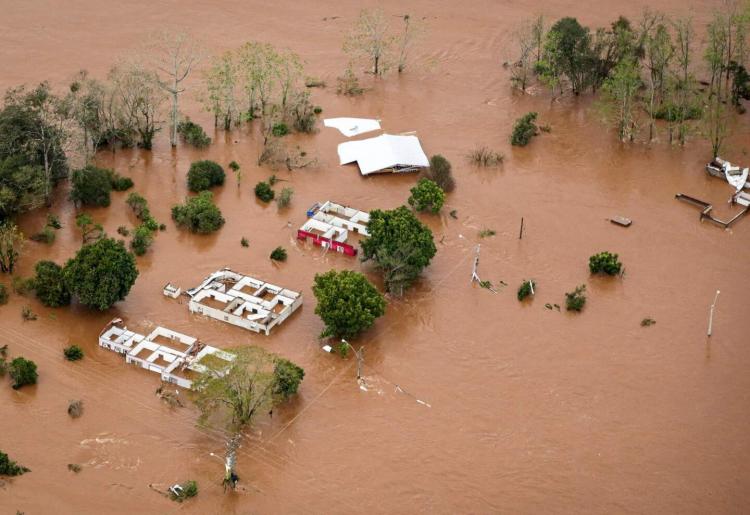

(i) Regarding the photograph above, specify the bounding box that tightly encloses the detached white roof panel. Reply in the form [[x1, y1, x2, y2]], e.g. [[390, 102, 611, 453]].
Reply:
[[324, 117, 381, 137], [338, 134, 429, 175]]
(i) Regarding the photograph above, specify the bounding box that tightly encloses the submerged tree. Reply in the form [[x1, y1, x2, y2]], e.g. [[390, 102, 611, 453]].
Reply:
[[313, 270, 386, 339], [192, 347, 303, 490], [600, 57, 642, 142], [148, 30, 202, 147], [360, 206, 437, 296], [203, 51, 240, 129], [109, 61, 166, 149], [0, 221, 24, 274], [344, 8, 395, 76], [397, 14, 425, 73]]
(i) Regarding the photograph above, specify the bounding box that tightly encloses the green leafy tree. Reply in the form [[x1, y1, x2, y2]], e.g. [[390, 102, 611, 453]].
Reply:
[[75, 213, 104, 245], [360, 206, 437, 296], [589, 251, 622, 275], [0, 221, 24, 273], [33, 260, 70, 307], [171, 191, 225, 233], [176, 118, 211, 147], [408, 178, 445, 213], [541, 17, 593, 95], [192, 346, 303, 489], [64, 237, 138, 310], [130, 224, 154, 256], [254, 181, 274, 202], [0, 157, 47, 219], [270, 246, 287, 262], [424, 154, 455, 192], [8, 357, 37, 389], [600, 57, 642, 142], [70, 165, 114, 207], [510, 112, 539, 146], [565, 284, 587, 312], [0, 451, 30, 476], [63, 345, 84, 361], [187, 160, 225, 192], [313, 270, 386, 339]]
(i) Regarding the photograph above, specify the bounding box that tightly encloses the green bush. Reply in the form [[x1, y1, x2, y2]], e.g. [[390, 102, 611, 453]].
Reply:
[[228, 161, 240, 172], [0, 451, 29, 476], [313, 106, 323, 114], [8, 357, 37, 389], [408, 178, 445, 214], [171, 191, 225, 233], [34, 260, 71, 307], [273, 359, 305, 400], [565, 284, 587, 312], [187, 160, 225, 192], [240, 237, 249, 247], [653, 103, 702, 121], [517, 279, 536, 301], [170, 480, 198, 502], [110, 173, 134, 191], [130, 224, 154, 256], [313, 270, 386, 339], [270, 246, 287, 262], [510, 112, 539, 147], [177, 118, 211, 148], [0, 284, 7, 305], [70, 165, 114, 207], [126, 192, 148, 218], [272, 123, 290, 137], [588, 251, 622, 275], [254, 181, 275, 202], [425, 155, 455, 192], [63, 345, 84, 361], [64, 238, 139, 311]]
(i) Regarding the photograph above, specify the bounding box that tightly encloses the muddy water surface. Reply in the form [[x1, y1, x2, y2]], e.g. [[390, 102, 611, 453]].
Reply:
[[1, 0, 749, 513]]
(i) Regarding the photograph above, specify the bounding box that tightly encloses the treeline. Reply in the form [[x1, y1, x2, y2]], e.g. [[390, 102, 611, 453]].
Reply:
[[510, 3, 750, 154]]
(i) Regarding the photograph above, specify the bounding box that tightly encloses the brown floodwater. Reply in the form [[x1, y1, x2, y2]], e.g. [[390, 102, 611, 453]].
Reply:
[[1, 0, 749, 513]]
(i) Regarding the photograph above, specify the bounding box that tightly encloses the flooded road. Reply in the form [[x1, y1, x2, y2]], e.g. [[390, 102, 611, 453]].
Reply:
[[1, 0, 749, 513]]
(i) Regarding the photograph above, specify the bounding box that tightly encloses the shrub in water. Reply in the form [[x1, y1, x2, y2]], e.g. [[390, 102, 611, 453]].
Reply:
[[517, 279, 536, 301], [70, 165, 114, 207], [272, 123, 290, 137], [408, 178, 445, 214], [276, 187, 293, 209], [110, 173, 134, 191], [589, 251, 622, 275], [254, 181, 275, 202], [34, 260, 71, 307], [31, 225, 55, 244], [63, 345, 84, 361], [270, 246, 287, 262], [510, 112, 539, 147], [187, 160, 226, 192], [177, 118, 211, 148], [425, 154, 455, 192], [565, 284, 587, 312], [171, 192, 225, 234], [0, 451, 29, 476], [170, 480, 198, 502], [67, 399, 84, 418], [240, 237, 249, 248], [8, 357, 37, 389]]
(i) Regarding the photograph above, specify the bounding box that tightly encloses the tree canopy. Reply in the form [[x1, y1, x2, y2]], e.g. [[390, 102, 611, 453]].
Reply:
[[69, 165, 114, 207], [8, 357, 38, 389], [313, 269, 386, 339], [33, 260, 71, 307], [360, 206, 437, 296], [63, 237, 138, 310], [408, 178, 445, 214], [171, 191, 225, 233], [187, 160, 225, 192]]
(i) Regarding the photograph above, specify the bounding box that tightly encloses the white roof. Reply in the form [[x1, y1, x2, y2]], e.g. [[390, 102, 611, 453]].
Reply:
[[324, 117, 381, 137], [338, 134, 429, 175]]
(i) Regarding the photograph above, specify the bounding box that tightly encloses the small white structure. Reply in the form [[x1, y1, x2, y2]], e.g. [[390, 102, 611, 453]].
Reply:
[[338, 133, 429, 175], [324, 117, 381, 137], [186, 268, 302, 335], [298, 201, 370, 256], [163, 283, 181, 299], [98, 319, 235, 388]]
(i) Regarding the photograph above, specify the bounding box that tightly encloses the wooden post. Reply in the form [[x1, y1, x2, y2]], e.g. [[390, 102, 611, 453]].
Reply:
[[707, 290, 720, 337], [519, 217, 524, 239], [355, 346, 364, 379]]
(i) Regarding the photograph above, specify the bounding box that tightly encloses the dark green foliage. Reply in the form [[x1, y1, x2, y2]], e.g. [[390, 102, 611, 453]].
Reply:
[[517, 279, 536, 301], [588, 251, 622, 275], [0, 157, 47, 219], [273, 359, 305, 400], [565, 284, 587, 312], [408, 178, 445, 213], [425, 155, 455, 192], [240, 237, 249, 247], [254, 181, 275, 202], [8, 357, 37, 389], [63, 345, 84, 361], [228, 161, 240, 172], [272, 123, 290, 137], [653, 103, 702, 121], [361, 206, 437, 296], [0, 283, 7, 305], [63, 237, 138, 310], [543, 18, 592, 95], [270, 246, 287, 262], [30, 225, 55, 244], [187, 160, 225, 192], [130, 224, 153, 256], [313, 270, 386, 339], [171, 191, 225, 233], [0, 451, 29, 476], [177, 118, 211, 148], [70, 166, 114, 207], [510, 112, 539, 146], [110, 173, 134, 191], [33, 260, 70, 307], [170, 480, 198, 502], [46, 214, 61, 229], [313, 106, 323, 114], [729, 61, 750, 106]]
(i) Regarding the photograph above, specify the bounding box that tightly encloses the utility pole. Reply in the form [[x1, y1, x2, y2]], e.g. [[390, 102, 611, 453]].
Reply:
[[341, 340, 365, 379], [519, 217, 524, 239], [707, 290, 720, 337], [471, 244, 481, 284]]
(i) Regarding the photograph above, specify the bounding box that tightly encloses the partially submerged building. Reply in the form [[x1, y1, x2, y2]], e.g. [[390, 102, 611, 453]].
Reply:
[[185, 268, 302, 335], [98, 319, 235, 388], [337, 133, 429, 175], [297, 200, 370, 256]]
